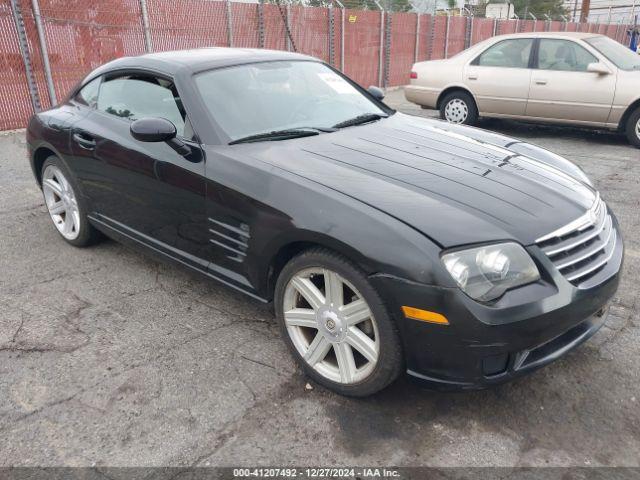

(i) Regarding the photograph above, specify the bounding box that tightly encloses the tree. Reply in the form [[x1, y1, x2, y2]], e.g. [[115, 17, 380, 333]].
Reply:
[[488, 0, 568, 18]]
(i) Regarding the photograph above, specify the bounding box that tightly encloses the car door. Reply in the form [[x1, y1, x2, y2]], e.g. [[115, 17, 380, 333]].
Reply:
[[464, 38, 534, 116], [69, 72, 208, 265], [525, 38, 616, 124]]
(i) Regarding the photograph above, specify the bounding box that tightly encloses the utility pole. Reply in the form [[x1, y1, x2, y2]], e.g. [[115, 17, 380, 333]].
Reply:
[[580, 0, 590, 22], [572, 0, 578, 21]]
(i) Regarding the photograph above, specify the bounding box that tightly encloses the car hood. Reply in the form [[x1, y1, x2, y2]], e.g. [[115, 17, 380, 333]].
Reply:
[[241, 113, 597, 248]]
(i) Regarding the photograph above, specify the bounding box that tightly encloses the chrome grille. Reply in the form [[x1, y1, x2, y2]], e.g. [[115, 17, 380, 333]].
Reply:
[[535, 194, 616, 285]]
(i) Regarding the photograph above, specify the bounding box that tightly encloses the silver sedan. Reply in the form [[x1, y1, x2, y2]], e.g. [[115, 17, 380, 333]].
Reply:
[[405, 32, 640, 147]]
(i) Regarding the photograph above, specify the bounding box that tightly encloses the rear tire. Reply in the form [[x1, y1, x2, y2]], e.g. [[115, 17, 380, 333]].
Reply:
[[40, 156, 101, 247], [625, 107, 640, 148], [275, 248, 403, 397], [439, 90, 478, 126]]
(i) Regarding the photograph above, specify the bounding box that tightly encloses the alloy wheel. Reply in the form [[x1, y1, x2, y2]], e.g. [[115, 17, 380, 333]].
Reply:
[[444, 98, 469, 124], [42, 165, 81, 240], [283, 267, 379, 384], [636, 118, 640, 140]]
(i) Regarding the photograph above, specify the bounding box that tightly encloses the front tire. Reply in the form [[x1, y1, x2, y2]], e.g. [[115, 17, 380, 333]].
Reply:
[[41, 156, 101, 247], [625, 107, 640, 148], [275, 248, 403, 397], [439, 90, 478, 126]]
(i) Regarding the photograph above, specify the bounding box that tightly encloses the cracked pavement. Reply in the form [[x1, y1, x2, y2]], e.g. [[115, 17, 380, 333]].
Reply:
[[0, 88, 639, 467]]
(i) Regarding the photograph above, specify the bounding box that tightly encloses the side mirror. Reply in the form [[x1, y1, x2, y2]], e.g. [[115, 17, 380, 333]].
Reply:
[[367, 86, 385, 101], [130, 117, 191, 156], [586, 62, 611, 75], [130, 117, 177, 142]]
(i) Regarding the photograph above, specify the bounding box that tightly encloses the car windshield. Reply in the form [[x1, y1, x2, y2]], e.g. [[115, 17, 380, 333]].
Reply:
[[194, 61, 388, 142], [585, 36, 640, 71]]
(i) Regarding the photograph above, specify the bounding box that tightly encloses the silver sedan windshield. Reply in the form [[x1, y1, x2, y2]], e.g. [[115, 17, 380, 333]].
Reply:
[[585, 36, 640, 71]]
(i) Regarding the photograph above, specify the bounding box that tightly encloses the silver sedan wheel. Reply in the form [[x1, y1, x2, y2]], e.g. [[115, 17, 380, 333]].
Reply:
[[283, 268, 379, 384], [444, 98, 468, 124], [42, 165, 81, 240]]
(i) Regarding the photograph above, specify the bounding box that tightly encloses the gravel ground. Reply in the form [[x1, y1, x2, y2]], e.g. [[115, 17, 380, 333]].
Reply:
[[0, 87, 639, 468]]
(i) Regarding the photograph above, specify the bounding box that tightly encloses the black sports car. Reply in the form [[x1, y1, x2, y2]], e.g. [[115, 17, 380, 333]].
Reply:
[[26, 48, 623, 396]]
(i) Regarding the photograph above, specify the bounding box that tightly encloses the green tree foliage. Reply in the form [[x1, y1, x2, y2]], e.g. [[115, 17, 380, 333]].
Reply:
[[487, 0, 568, 18]]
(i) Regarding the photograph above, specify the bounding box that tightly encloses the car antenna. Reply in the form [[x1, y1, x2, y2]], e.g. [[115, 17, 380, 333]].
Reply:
[[274, 0, 298, 52]]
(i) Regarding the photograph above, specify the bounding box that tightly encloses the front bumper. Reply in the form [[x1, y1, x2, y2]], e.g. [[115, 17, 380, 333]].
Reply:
[[370, 227, 623, 391]]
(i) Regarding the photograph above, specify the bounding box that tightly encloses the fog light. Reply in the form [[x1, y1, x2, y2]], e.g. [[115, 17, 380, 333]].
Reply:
[[482, 354, 509, 376], [401, 306, 449, 325]]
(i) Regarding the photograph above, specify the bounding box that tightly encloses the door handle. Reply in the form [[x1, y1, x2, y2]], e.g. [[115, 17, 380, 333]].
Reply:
[[534, 79, 548, 85], [73, 132, 96, 150], [468, 74, 478, 80]]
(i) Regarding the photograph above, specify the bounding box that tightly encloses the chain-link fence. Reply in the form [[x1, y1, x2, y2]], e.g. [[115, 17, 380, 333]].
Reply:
[[0, 0, 635, 131]]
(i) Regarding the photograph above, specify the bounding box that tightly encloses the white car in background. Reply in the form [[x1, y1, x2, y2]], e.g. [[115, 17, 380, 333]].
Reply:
[[405, 32, 640, 147]]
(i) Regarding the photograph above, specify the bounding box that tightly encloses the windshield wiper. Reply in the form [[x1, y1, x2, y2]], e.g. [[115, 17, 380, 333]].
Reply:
[[229, 128, 326, 145], [332, 113, 388, 129]]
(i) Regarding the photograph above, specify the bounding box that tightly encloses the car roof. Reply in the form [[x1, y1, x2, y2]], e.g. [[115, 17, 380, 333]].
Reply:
[[492, 32, 602, 41], [86, 47, 317, 81]]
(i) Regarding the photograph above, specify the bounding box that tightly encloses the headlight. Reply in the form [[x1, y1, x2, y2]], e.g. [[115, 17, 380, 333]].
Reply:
[[441, 242, 540, 302]]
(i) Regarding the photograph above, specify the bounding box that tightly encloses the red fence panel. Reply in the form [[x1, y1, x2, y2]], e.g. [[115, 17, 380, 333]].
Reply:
[[387, 12, 416, 86], [232, 3, 259, 48], [497, 19, 517, 35], [519, 20, 534, 32], [38, 0, 146, 102], [566, 22, 578, 32], [0, 0, 35, 129], [290, 6, 329, 62], [471, 18, 494, 46], [430, 15, 446, 59], [415, 14, 432, 61], [548, 21, 562, 32], [147, 0, 227, 52], [343, 9, 381, 87], [263, 4, 286, 51], [447, 16, 466, 57]]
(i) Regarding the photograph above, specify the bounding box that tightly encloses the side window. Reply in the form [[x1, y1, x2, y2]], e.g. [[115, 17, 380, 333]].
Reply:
[[476, 39, 533, 68], [96, 74, 186, 137], [75, 77, 101, 107], [537, 39, 598, 72]]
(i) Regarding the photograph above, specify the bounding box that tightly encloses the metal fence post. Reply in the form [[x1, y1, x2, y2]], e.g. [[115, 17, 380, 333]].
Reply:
[[340, 3, 345, 71], [226, 0, 234, 47], [31, 0, 56, 105], [375, 0, 384, 87], [328, 3, 335, 66], [383, 11, 391, 88], [139, 0, 153, 52], [10, 0, 41, 112], [465, 15, 472, 48], [286, 4, 291, 51], [444, 13, 450, 59], [414, 13, 419, 63], [427, 14, 435, 60], [493, 18, 498, 36], [258, 0, 265, 49]]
